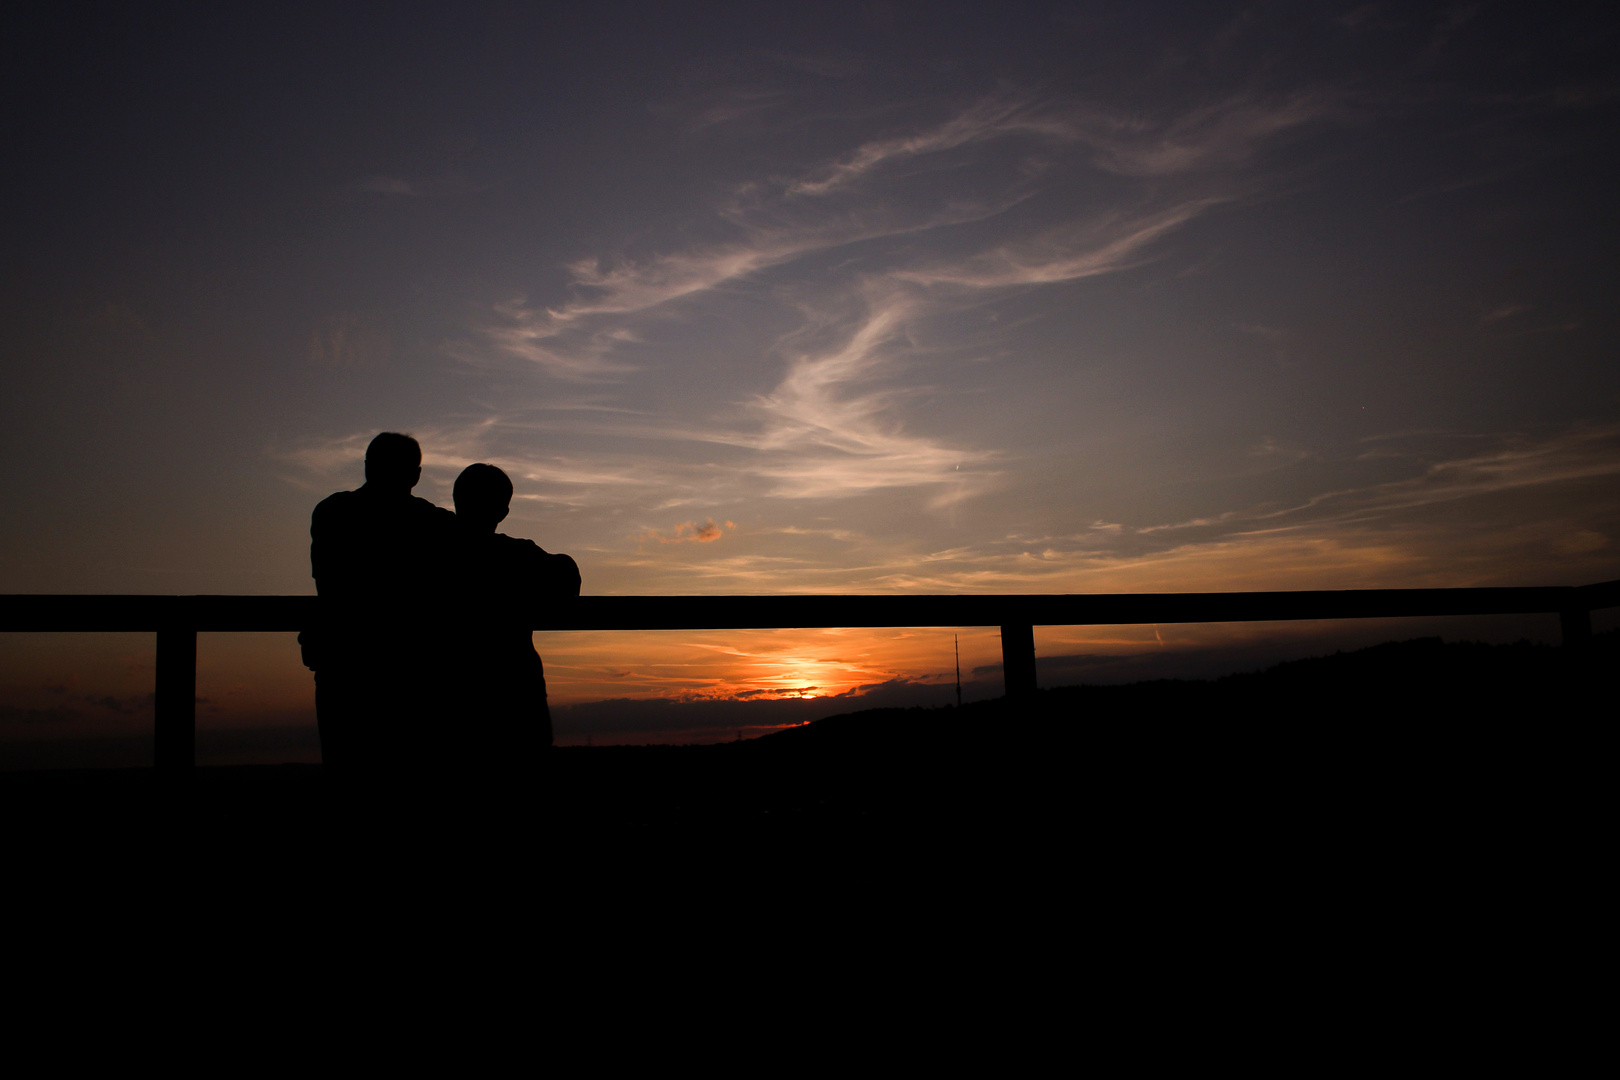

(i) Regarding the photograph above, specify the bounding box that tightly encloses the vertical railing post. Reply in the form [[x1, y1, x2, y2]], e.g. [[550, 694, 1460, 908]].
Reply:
[[1000, 623, 1036, 699], [1560, 608, 1591, 649], [155, 622, 197, 769]]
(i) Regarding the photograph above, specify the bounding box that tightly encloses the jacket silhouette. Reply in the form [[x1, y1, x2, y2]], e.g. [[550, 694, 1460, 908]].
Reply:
[[301, 432, 455, 769], [444, 463, 580, 763]]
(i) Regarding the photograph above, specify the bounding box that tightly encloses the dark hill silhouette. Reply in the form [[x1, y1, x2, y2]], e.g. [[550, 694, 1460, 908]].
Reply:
[[537, 632, 1611, 837]]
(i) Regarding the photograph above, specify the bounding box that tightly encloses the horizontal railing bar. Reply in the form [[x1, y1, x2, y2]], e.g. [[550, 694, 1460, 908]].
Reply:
[[1579, 577, 1620, 610], [1, 581, 1614, 633], [0, 595, 315, 632]]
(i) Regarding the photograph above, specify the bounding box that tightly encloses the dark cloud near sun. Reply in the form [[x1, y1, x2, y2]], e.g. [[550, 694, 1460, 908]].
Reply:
[[554, 676, 963, 744], [0, 705, 82, 726], [643, 519, 734, 545]]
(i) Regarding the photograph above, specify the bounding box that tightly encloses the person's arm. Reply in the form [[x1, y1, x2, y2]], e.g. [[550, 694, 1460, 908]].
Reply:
[[548, 552, 582, 600], [515, 544, 580, 607], [302, 496, 340, 670], [500, 539, 580, 616], [309, 494, 352, 599]]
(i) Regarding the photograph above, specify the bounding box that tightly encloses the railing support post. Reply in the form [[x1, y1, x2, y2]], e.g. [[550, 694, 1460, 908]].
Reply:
[[1560, 608, 1591, 649], [1000, 623, 1036, 699], [155, 625, 196, 769]]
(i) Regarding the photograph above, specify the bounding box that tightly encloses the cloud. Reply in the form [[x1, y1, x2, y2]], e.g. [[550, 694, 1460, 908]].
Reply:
[[280, 426, 729, 520], [580, 424, 1620, 597], [472, 88, 1329, 389], [344, 87, 1363, 526], [562, 248, 786, 318], [265, 431, 376, 490], [274, 424, 1620, 604], [1077, 93, 1334, 177], [730, 685, 819, 698], [784, 93, 1075, 197], [778, 90, 1328, 196], [476, 198, 1020, 380], [1100, 427, 1620, 546], [550, 676, 965, 744], [751, 290, 972, 493], [645, 518, 731, 544], [474, 96, 1063, 380], [937, 427, 1620, 591], [1274, 425, 1620, 524], [897, 200, 1222, 289], [476, 304, 643, 382]]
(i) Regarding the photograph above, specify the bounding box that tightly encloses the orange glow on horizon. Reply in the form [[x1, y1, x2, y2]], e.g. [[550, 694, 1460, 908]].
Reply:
[[532, 625, 1004, 707]]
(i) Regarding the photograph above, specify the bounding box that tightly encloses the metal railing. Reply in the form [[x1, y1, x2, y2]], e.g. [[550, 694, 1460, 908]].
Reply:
[[3, 579, 1616, 768]]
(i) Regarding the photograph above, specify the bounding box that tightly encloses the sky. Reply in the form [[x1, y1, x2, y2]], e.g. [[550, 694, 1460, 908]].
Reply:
[[4, 1, 1619, 761]]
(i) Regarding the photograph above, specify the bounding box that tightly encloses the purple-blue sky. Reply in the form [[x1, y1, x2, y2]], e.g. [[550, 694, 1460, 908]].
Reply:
[[4, 2, 1619, 760]]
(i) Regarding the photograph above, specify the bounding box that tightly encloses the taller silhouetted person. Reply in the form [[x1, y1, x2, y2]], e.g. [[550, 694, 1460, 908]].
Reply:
[[446, 463, 580, 764], [300, 432, 456, 771]]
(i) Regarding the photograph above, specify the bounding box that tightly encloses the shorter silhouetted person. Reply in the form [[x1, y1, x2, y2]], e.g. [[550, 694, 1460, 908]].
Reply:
[[300, 432, 456, 771], [446, 463, 579, 765]]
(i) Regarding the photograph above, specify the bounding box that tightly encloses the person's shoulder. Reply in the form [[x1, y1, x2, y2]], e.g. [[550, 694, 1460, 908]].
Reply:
[[493, 533, 546, 561], [315, 488, 358, 509], [409, 495, 456, 518], [495, 534, 571, 561], [495, 536, 579, 582], [312, 489, 360, 522], [406, 496, 457, 533]]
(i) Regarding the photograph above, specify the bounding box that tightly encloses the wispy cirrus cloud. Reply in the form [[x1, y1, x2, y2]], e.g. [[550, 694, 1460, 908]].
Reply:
[[782, 93, 1080, 197], [895, 199, 1224, 289], [1078, 92, 1335, 177], [476, 90, 1323, 381], [477, 304, 643, 382], [1125, 426, 1620, 540], [745, 285, 994, 502], [432, 88, 1350, 518], [464, 93, 1321, 498], [477, 198, 1023, 381], [272, 415, 1620, 608], [589, 424, 1620, 594], [780, 89, 1332, 196]]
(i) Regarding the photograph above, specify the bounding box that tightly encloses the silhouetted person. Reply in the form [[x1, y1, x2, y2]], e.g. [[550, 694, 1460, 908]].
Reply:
[[299, 432, 456, 770], [446, 463, 579, 765]]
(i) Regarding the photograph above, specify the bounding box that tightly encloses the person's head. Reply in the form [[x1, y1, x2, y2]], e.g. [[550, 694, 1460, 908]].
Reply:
[[453, 463, 513, 532], [364, 432, 422, 493]]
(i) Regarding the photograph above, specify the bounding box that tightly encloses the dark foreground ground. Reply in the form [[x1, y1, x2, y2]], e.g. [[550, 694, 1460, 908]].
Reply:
[[6, 632, 1609, 1014], [5, 634, 1600, 1056], [8, 634, 1609, 852], [9, 634, 1606, 1040]]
